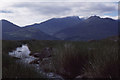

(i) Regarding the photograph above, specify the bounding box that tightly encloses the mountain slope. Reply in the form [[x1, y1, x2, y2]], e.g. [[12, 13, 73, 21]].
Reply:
[[54, 16, 118, 41], [2, 20, 58, 40], [2, 16, 118, 41], [25, 16, 82, 35], [2, 19, 21, 32]]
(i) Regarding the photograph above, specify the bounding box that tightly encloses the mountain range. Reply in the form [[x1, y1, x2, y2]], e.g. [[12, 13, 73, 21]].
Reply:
[[2, 20, 58, 40], [1, 16, 119, 41]]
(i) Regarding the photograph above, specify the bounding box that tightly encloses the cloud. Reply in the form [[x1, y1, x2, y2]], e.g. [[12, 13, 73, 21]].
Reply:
[[0, 10, 13, 13], [101, 15, 118, 20], [87, 3, 117, 13], [13, 2, 117, 16], [13, 2, 72, 16], [18, 3, 71, 15], [0, 2, 118, 26], [0, 0, 119, 2]]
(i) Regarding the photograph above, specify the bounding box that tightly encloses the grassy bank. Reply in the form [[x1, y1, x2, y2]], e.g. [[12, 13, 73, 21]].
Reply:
[[2, 53, 45, 78], [2, 39, 119, 79], [2, 40, 46, 79]]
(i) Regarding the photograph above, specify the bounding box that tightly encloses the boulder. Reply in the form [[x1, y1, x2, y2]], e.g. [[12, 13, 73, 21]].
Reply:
[[29, 58, 40, 64], [30, 47, 53, 60]]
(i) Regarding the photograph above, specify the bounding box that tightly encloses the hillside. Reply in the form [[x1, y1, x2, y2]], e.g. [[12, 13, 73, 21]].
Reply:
[[1, 16, 119, 41], [24, 16, 82, 35], [54, 16, 118, 40], [2, 20, 58, 40]]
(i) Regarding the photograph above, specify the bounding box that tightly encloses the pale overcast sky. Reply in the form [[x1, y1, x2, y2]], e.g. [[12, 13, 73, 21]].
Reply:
[[0, 0, 119, 26]]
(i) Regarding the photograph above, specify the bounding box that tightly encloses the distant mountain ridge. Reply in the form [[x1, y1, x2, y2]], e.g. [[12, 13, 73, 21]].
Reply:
[[2, 19, 21, 32], [54, 16, 118, 40], [24, 16, 82, 35], [1, 19, 58, 40], [1, 15, 119, 40]]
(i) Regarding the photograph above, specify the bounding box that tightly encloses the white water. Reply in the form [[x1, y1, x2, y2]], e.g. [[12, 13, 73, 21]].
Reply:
[[8, 44, 64, 79], [9, 44, 30, 58], [9, 44, 36, 63]]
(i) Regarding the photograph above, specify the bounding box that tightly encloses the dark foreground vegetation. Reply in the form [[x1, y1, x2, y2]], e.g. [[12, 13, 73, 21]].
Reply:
[[2, 37, 119, 79]]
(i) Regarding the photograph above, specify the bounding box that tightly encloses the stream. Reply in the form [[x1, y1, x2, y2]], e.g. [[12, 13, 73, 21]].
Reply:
[[8, 44, 64, 80]]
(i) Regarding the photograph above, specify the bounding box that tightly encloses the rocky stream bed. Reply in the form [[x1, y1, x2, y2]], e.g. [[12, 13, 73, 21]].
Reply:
[[8, 44, 64, 80]]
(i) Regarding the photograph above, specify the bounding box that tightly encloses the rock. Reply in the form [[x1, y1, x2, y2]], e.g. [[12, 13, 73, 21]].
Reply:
[[31, 53, 41, 58], [75, 75, 83, 78], [47, 72, 64, 80], [29, 47, 53, 61], [12, 56, 21, 59], [18, 51, 22, 52], [41, 58, 51, 65], [29, 58, 40, 64], [47, 72, 54, 77], [74, 75, 85, 80]]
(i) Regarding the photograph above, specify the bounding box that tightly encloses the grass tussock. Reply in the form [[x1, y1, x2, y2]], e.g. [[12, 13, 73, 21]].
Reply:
[[52, 41, 119, 78], [52, 43, 89, 78], [2, 53, 45, 78], [2, 39, 119, 79], [84, 44, 119, 78]]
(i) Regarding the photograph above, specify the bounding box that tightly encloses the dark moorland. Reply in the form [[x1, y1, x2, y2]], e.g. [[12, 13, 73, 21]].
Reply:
[[2, 36, 119, 79]]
